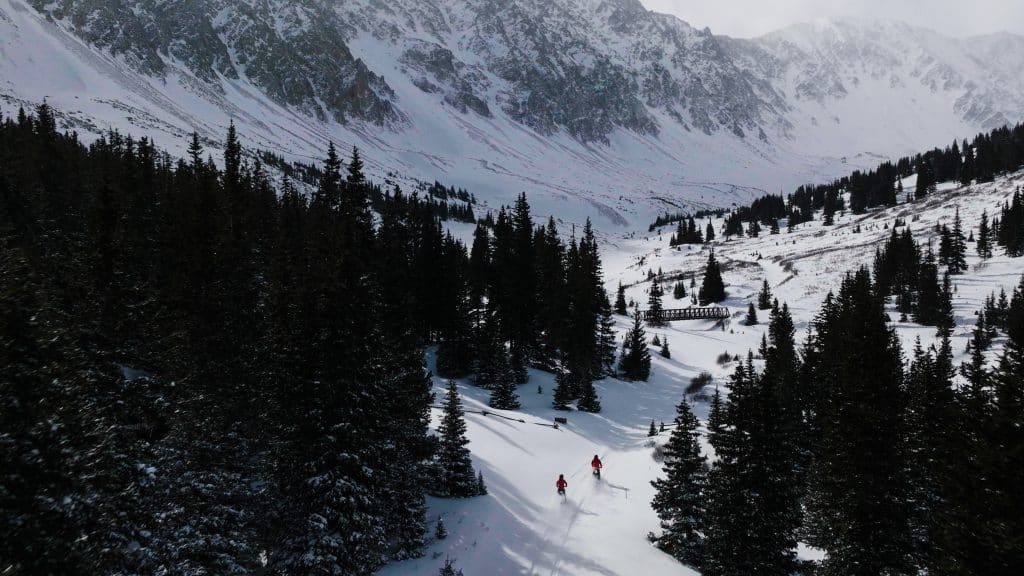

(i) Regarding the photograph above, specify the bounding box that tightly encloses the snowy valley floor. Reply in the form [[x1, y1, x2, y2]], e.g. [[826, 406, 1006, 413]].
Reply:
[[380, 170, 1024, 576]]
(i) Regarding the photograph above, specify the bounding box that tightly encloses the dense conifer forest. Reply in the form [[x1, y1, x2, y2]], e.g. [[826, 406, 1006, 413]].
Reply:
[[652, 270, 1024, 575], [0, 105, 616, 573]]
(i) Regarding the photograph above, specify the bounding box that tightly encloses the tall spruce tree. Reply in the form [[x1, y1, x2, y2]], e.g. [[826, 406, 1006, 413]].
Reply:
[[804, 268, 913, 576], [744, 302, 758, 325], [596, 298, 618, 377], [647, 281, 666, 326], [650, 397, 706, 567], [915, 247, 944, 326], [704, 304, 803, 576], [615, 282, 628, 315], [704, 356, 760, 576], [904, 339, 957, 572], [487, 352, 521, 410], [619, 312, 652, 381], [552, 367, 575, 411], [576, 377, 602, 413], [949, 207, 968, 274], [757, 279, 773, 310], [977, 210, 993, 259], [437, 380, 479, 497], [699, 251, 726, 305]]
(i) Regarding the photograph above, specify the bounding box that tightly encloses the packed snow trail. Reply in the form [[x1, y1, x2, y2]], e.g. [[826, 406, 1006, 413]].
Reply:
[[378, 356, 700, 576]]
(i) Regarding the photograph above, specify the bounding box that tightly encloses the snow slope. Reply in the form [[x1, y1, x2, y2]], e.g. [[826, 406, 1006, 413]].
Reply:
[[382, 170, 1024, 575]]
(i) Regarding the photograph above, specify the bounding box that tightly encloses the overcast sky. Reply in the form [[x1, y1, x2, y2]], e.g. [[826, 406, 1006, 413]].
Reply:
[[639, 0, 1024, 38]]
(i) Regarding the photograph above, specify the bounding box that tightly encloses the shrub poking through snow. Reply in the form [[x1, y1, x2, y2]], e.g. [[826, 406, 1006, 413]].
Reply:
[[686, 372, 714, 395]]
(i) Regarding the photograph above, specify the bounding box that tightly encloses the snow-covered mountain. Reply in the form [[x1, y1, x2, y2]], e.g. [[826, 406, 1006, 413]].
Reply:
[[2, 0, 1022, 228]]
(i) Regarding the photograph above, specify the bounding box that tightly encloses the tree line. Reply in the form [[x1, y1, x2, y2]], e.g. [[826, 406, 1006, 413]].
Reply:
[[661, 121, 1024, 240]]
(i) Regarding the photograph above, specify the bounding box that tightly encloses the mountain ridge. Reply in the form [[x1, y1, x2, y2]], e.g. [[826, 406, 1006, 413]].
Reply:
[[2, 0, 1022, 228]]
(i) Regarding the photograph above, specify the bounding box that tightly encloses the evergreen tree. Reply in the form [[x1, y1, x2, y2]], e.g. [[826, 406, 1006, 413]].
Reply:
[[469, 222, 490, 303], [673, 281, 687, 300], [509, 344, 529, 385], [939, 224, 953, 267], [699, 251, 726, 305], [804, 268, 913, 576], [615, 283, 628, 315], [650, 397, 707, 567], [748, 219, 761, 238], [660, 338, 671, 359], [552, 367, 575, 411], [977, 210, 993, 259], [904, 339, 957, 572], [619, 312, 652, 381], [474, 309, 505, 390], [647, 281, 666, 326], [915, 248, 944, 326], [437, 380, 479, 497], [533, 217, 567, 366], [949, 207, 968, 274], [436, 238, 476, 378], [705, 304, 804, 576], [577, 377, 602, 413], [937, 272, 955, 334], [705, 220, 715, 243], [0, 109, 465, 572], [960, 144, 976, 186], [704, 357, 760, 576], [487, 346, 521, 411], [506, 193, 537, 367], [916, 157, 936, 199], [757, 279, 773, 310], [596, 299, 618, 377], [744, 302, 758, 325]]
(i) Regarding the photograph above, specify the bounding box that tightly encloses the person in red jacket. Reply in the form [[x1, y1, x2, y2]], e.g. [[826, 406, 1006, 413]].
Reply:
[[591, 455, 603, 477], [556, 474, 567, 495]]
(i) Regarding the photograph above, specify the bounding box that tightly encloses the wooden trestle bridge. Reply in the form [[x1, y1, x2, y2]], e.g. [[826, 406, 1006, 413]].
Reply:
[[642, 306, 731, 322]]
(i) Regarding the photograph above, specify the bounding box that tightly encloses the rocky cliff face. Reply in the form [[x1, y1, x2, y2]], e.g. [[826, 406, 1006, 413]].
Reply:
[[25, 1, 1024, 146], [31, 0, 402, 125]]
